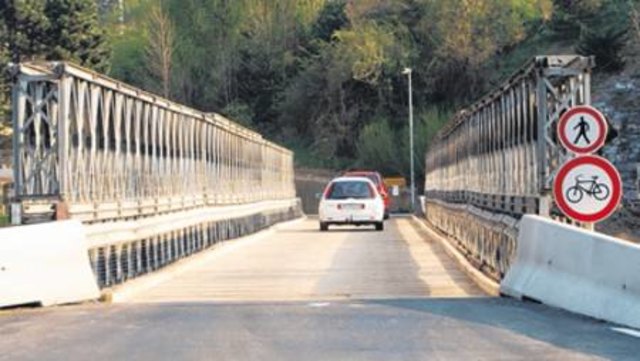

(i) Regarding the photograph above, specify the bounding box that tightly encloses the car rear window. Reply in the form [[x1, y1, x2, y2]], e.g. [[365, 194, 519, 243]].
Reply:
[[326, 181, 374, 200], [345, 173, 381, 186]]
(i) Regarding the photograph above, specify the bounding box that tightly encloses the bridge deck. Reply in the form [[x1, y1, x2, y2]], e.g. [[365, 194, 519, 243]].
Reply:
[[121, 217, 484, 303], [3, 218, 638, 360]]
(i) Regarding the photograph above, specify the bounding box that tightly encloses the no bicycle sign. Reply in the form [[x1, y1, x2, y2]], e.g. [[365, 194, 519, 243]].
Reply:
[[553, 155, 622, 223]]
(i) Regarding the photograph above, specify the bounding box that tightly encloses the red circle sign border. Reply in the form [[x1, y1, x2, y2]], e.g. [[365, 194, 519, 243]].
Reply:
[[557, 105, 608, 154], [553, 155, 622, 223]]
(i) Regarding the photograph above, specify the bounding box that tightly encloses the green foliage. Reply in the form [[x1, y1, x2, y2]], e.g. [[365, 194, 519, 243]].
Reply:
[[0, 0, 109, 67], [357, 108, 449, 186], [0, 16, 9, 119], [413, 0, 554, 103], [101, 0, 633, 179], [44, 0, 110, 72], [109, 26, 146, 86], [0, 0, 110, 122], [577, 27, 627, 72], [356, 118, 398, 175], [221, 101, 255, 128], [311, 0, 349, 42], [0, 0, 49, 62]]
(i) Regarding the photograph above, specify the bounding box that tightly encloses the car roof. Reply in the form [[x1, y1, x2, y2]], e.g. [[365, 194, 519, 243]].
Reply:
[[329, 176, 376, 184], [344, 170, 381, 176]]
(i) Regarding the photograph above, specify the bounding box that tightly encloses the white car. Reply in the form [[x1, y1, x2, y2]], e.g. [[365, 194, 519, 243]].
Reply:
[[318, 176, 385, 231]]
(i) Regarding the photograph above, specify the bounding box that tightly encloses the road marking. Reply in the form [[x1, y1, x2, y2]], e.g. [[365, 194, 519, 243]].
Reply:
[[308, 302, 331, 308], [611, 327, 640, 338]]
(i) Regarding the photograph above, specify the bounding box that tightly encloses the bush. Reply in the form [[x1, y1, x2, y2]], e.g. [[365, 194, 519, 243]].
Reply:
[[576, 26, 627, 72], [356, 118, 398, 175], [356, 108, 450, 185]]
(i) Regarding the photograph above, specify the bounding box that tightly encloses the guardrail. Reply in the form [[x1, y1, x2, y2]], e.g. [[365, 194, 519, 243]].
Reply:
[[6, 62, 302, 291], [86, 199, 301, 288], [9, 62, 295, 223], [424, 55, 594, 278]]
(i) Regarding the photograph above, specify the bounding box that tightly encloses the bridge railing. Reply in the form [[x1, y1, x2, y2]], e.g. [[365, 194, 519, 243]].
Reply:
[[424, 56, 594, 279], [9, 62, 295, 223]]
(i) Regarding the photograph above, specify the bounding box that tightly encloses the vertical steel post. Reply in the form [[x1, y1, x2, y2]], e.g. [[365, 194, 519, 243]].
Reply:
[[535, 67, 551, 217], [404, 68, 416, 212], [58, 71, 69, 202], [11, 74, 22, 199]]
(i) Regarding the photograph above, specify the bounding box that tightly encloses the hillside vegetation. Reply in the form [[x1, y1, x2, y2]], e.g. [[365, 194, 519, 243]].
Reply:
[[1, 0, 638, 182]]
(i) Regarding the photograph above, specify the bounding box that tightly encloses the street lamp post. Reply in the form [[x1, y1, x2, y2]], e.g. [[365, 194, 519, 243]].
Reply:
[[402, 67, 415, 212]]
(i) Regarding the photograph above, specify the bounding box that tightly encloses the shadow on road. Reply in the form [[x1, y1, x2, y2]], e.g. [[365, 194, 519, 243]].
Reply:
[[368, 297, 639, 360]]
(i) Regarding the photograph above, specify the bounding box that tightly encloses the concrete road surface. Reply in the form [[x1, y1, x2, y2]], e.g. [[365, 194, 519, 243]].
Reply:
[[1, 216, 639, 360], [123, 217, 483, 302]]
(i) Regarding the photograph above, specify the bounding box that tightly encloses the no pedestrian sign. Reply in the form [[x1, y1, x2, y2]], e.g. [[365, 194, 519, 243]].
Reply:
[[557, 105, 608, 154], [553, 155, 622, 223]]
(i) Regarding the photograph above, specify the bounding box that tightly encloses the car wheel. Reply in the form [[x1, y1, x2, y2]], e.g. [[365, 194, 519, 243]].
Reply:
[[320, 222, 329, 231], [375, 222, 384, 231]]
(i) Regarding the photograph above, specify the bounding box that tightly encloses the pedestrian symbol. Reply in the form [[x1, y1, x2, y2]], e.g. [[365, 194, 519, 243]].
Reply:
[[572, 116, 591, 145], [557, 105, 607, 154]]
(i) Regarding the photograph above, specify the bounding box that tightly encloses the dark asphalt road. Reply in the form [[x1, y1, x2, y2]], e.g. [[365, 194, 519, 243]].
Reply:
[[1, 218, 638, 360], [1, 298, 638, 361]]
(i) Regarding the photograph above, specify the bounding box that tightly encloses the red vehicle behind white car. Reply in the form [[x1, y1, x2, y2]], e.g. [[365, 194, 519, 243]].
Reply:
[[343, 170, 390, 219]]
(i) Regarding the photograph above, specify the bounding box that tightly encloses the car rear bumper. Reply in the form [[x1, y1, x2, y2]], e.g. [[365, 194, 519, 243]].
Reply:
[[319, 214, 383, 224]]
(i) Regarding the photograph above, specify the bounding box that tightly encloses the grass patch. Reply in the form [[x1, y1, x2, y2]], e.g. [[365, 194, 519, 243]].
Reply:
[[281, 138, 348, 171], [0, 214, 8, 227], [483, 26, 577, 89]]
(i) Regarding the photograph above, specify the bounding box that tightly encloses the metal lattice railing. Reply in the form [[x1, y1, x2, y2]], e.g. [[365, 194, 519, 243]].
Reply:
[[86, 199, 301, 288], [424, 55, 595, 278], [425, 56, 594, 217], [9, 62, 295, 223]]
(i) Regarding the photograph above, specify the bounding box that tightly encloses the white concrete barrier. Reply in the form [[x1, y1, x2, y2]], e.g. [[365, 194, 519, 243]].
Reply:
[[501, 215, 640, 329], [0, 220, 100, 307]]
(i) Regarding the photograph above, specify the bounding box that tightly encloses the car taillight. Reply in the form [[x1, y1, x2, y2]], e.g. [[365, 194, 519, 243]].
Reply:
[[323, 184, 333, 199]]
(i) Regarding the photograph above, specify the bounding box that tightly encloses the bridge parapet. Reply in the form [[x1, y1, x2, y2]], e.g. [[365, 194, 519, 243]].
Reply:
[[424, 55, 595, 279], [8, 62, 295, 223]]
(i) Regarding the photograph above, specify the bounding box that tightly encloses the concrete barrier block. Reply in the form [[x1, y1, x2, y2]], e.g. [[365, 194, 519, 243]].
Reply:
[[0, 220, 100, 307], [501, 215, 640, 329]]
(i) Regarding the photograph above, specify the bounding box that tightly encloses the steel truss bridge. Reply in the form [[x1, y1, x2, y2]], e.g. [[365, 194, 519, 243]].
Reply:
[[424, 55, 594, 279], [8, 62, 299, 287]]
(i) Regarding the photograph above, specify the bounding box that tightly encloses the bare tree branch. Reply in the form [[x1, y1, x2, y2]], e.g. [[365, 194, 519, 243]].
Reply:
[[145, 4, 174, 98]]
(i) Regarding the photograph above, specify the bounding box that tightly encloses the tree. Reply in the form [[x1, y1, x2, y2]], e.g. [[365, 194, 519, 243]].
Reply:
[[0, 0, 49, 122], [577, 27, 627, 72], [0, 0, 49, 63], [44, 0, 110, 72], [311, 0, 349, 42], [102, 0, 563, 174], [145, 4, 174, 98]]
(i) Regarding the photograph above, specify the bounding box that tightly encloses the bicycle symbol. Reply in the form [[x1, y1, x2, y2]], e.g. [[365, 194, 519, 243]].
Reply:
[[565, 175, 610, 204]]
